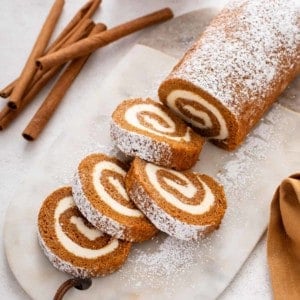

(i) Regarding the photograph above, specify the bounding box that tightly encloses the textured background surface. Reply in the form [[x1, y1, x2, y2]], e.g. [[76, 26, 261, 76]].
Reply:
[[1, 1, 299, 299]]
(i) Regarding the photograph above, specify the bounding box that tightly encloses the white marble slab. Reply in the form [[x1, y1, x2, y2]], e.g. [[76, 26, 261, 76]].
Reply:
[[221, 234, 272, 300], [4, 45, 300, 300]]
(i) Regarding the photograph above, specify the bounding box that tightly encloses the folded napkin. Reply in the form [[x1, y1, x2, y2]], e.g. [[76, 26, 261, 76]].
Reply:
[[267, 173, 300, 300]]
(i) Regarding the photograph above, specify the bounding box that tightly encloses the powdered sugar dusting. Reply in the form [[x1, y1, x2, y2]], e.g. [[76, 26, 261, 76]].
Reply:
[[118, 234, 206, 294], [134, 237, 197, 276], [217, 104, 290, 201], [110, 120, 173, 166], [167, 0, 299, 124]]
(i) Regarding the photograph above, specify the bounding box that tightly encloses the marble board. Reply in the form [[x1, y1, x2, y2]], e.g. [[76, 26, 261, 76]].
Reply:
[[4, 44, 300, 300]]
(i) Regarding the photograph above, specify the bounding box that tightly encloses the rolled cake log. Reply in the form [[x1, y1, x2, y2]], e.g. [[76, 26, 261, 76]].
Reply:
[[158, 0, 300, 150], [110, 98, 204, 170], [72, 153, 157, 242], [125, 157, 227, 241], [38, 187, 131, 278]]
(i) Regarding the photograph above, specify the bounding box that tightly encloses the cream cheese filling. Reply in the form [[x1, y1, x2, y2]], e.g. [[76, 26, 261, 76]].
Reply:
[[70, 216, 102, 241], [54, 196, 119, 258], [166, 90, 228, 140], [145, 163, 215, 215], [124, 103, 191, 142], [93, 161, 143, 217]]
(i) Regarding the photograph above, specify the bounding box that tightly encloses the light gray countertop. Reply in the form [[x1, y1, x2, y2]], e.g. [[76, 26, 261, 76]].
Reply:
[[1, 0, 297, 299]]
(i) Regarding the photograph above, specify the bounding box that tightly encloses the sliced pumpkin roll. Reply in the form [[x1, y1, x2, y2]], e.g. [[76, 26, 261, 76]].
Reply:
[[72, 153, 157, 242], [110, 98, 204, 171], [37, 187, 131, 278], [126, 158, 227, 241]]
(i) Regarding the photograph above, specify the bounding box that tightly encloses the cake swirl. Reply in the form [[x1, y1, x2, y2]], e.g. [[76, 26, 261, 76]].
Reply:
[[111, 98, 204, 170], [38, 187, 131, 278], [166, 90, 228, 140], [72, 153, 157, 242], [124, 102, 191, 141], [146, 163, 215, 214], [54, 195, 118, 258], [125, 158, 227, 241]]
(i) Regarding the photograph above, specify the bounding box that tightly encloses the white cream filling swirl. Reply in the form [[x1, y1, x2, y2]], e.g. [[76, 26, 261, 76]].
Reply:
[[93, 161, 143, 217], [145, 164, 215, 215], [55, 196, 119, 258], [166, 90, 228, 140], [124, 103, 191, 142]]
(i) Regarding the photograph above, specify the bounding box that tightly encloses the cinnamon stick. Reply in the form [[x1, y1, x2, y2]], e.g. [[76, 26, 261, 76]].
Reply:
[[0, 67, 63, 131], [82, 0, 101, 18], [22, 23, 107, 141], [47, 0, 98, 51], [37, 8, 174, 70], [7, 0, 65, 110], [0, 20, 97, 131], [47, 0, 101, 53], [0, 0, 101, 99], [28, 19, 94, 91], [0, 80, 16, 98]]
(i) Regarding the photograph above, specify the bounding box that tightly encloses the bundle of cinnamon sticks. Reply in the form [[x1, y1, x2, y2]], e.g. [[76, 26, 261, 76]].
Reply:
[[0, 0, 173, 140]]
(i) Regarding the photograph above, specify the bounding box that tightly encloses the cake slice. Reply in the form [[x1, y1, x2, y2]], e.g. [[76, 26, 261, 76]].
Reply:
[[125, 157, 227, 241], [72, 153, 157, 242], [37, 187, 131, 278], [110, 98, 204, 170]]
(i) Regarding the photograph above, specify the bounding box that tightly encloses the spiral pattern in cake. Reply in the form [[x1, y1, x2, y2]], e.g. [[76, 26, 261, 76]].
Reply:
[[110, 98, 204, 170], [37, 187, 131, 278], [72, 153, 157, 242], [165, 90, 229, 140], [125, 158, 227, 241]]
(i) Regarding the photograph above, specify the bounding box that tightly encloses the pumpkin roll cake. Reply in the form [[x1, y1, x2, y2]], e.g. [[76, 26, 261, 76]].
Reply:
[[158, 0, 300, 150], [37, 187, 131, 278], [125, 158, 227, 241], [72, 153, 157, 242], [110, 98, 204, 171]]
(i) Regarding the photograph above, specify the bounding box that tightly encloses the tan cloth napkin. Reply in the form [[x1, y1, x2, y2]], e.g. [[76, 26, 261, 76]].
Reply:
[[267, 173, 300, 300]]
